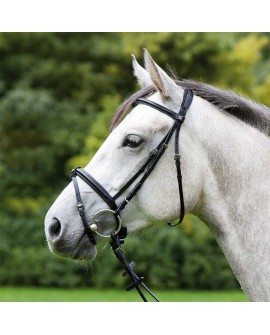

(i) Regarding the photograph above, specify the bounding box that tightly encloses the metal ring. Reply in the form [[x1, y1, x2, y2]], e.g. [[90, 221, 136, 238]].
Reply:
[[90, 208, 121, 238]]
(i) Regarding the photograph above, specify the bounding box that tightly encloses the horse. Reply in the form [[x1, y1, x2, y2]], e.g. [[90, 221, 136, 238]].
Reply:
[[45, 49, 270, 301]]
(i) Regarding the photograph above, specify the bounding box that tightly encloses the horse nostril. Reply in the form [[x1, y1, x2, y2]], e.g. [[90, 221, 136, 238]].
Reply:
[[49, 218, 62, 239]]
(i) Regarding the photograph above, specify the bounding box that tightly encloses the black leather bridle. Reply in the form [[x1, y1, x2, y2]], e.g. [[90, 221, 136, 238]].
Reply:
[[70, 89, 193, 301]]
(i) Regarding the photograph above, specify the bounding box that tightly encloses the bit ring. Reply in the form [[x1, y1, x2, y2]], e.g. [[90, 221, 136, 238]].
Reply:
[[90, 209, 121, 238]]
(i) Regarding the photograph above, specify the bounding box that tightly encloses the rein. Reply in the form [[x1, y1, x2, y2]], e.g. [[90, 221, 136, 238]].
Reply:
[[110, 226, 160, 302], [70, 89, 193, 301]]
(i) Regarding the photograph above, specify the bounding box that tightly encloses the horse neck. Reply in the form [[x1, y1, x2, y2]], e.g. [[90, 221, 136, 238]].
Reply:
[[189, 97, 270, 301]]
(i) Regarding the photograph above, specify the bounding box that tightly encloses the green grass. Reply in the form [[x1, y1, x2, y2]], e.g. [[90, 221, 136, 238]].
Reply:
[[0, 287, 248, 302]]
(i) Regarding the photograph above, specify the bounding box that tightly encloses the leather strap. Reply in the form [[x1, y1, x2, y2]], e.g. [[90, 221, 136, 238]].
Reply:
[[71, 168, 117, 211], [132, 98, 178, 119], [114, 90, 193, 219], [71, 175, 97, 245], [170, 88, 194, 225]]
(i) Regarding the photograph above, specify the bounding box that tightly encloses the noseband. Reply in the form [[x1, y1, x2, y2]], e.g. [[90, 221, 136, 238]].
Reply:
[[70, 89, 193, 301]]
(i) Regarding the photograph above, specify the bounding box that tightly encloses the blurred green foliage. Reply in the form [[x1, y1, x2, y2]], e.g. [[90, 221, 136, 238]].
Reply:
[[0, 33, 269, 289]]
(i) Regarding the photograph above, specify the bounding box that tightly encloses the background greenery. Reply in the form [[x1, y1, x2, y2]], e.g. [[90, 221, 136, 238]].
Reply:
[[0, 33, 269, 291]]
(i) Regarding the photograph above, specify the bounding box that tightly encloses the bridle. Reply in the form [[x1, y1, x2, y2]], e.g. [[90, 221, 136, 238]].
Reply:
[[70, 89, 193, 301]]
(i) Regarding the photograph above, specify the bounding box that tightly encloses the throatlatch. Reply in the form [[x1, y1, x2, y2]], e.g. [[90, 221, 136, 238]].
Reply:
[[70, 89, 193, 302]]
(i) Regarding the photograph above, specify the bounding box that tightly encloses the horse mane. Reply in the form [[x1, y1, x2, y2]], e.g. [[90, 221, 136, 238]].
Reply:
[[110, 79, 270, 137]]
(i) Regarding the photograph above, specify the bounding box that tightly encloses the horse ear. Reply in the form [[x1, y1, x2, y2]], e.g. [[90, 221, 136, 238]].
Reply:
[[143, 49, 178, 98], [132, 54, 153, 88]]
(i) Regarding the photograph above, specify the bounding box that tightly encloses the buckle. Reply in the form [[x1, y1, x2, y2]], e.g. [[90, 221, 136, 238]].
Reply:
[[70, 167, 81, 177], [150, 149, 158, 156], [177, 115, 185, 123]]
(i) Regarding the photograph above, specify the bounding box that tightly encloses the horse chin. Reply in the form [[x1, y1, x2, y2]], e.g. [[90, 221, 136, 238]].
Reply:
[[71, 235, 97, 260], [47, 236, 97, 261], [71, 245, 97, 260]]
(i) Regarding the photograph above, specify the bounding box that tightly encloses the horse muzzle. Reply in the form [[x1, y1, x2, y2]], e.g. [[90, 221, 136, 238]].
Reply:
[[45, 213, 97, 260]]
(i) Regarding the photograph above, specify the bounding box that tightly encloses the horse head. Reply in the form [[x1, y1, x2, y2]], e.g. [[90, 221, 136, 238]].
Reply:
[[44, 50, 204, 260]]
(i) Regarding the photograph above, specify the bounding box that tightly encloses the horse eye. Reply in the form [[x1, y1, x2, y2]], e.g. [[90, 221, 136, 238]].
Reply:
[[123, 134, 143, 148]]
